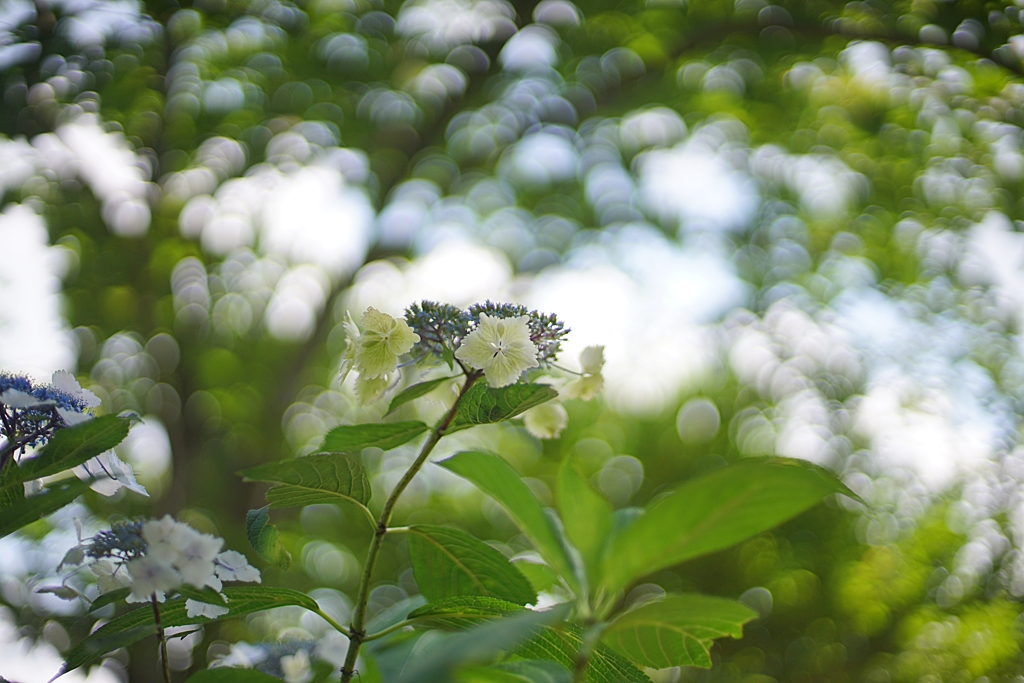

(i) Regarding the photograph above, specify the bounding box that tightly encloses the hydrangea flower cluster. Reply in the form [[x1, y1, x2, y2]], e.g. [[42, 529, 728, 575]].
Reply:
[[0, 370, 146, 497], [338, 302, 605, 438], [64, 516, 260, 618], [0, 371, 99, 453]]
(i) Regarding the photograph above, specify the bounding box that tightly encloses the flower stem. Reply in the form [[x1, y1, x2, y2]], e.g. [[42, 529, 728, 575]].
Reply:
[[151, 594, 172, 683], [339, 373, 480, 682]]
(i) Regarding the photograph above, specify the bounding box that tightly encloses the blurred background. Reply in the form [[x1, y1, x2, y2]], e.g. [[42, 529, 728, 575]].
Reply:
[[2, 0, 1024, 680]]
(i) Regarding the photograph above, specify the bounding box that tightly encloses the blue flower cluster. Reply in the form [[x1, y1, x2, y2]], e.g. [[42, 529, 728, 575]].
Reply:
[[85, 520, 146, 561], [0, 372, 90, 456], [403, 300, 570, 366]]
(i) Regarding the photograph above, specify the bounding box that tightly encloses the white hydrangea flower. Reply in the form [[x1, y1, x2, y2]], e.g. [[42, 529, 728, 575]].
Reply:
[[73, 450, 149, 497], [563, 345, 605, 401], [214, 550, 261, 583], [455, 313, 539, 387], [51, 370, 101, 408], [142, 515, 183, 564], [171, 526, 224, 589], [356, 374, 391, 404], [212, 642, 266, 669], [0, 389, 47, 408], [523, 401, 568, 439], [186, 598, 230, 619], [354, 307, 420, 379], [127, 555, 181, 601], [281, 649, 313, 683]]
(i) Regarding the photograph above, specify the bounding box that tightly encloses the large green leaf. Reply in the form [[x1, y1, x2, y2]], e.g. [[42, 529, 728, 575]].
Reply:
[[456, 661, 572, 683], [408, 525, 537, 606], [318, 421, 429, 452], [386, 377, 459, 416], [245, 506, 291, 569], [0, 478, 92, 539], [408, 598, 649, 683], [0, 416, 131, 491], [438, 452, 575, 587], [445, 384, 558, 433], [62, 586, 319, 672], [0, 457, 24, 512], [398, 601, 571, 683], [556, 457, 611, 586], [601, 594, 758, 668], [239, 452, 371, 508], [185, 669, 286, 683], [601, 458, 857, 594]]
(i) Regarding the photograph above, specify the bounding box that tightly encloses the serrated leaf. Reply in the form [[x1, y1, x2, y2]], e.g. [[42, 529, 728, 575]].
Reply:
[[177, 584, 229, 606], [185, 669, 285, 683], [408, 598, 648, 683], [456, 660, 572, 683], [408, 525, 536, 606], [0, 478, 92, 539], [240, 453, 371, 508], [0, 416, 131, 490], [512, 560, 560, 594], [318, 421, 429, 452], [386, 377, 458, 416], [438, 452, 575, 588], [89, 588, 132, 612], [557, 457, 611, 586], [398, 602, 571, 683], [445, 384, 558, 433], [601, 594, 758, 668], [601, 458, 858, 595], [0, 457, 24, 512], [62, 586, 319, 672], [245, 506, 291, 569]]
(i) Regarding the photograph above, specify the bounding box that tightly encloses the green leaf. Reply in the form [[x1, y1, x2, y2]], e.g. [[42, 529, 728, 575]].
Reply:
[[0, 478, 92, 539], [89, 588, 132, 612], [240, 453, 371, 508], [512, 560, 560, 594], [245, 506, 291, 569], [601, 594, 758, 668], [601, 458, 857, 594], [456, 661, 572, 683], [62, 586, 319, 672], [386, 377, 458, 416], [185, 669, 285, 683], [517, 625, 651, 683], [0, 457, 25, 512], [318, 421, 429, 452], [0, 416, 131, 490], [445, 384, 558, 433], [408, 525, 537, 606], [177, 584, 229, 605], [408, 598, 648, 683], [438, 452, 575, 587], [397, 602, 571, 683], [556, 458, 611, 585]]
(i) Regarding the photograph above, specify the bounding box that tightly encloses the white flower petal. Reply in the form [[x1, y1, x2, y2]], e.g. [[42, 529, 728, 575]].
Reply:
[[186, 598, 230, 619]]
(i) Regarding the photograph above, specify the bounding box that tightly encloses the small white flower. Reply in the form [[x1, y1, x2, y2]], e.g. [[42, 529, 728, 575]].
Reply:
[[51, 370, 101, 408], [59, 545, 86, 569], [0, 389, 48, 408], [57, 407, 92, 425], [92, 560, 131, 594], [353, 307, 420, 379], [186, 598, 230, 619], [212, 642, 267, 668], [523, 401, 568, 439], [214, 550, 261, 583], [455, 313, 539, 387], [563, 345, 605, 401], [127, 555, 181, 600], [74, 450, 149, 497], [281, 649, 313, 683], [169, 526, 223, 589], [142, 516, 185, 564]]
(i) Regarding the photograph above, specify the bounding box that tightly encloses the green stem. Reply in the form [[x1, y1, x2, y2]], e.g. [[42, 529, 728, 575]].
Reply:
[[314, 608, 352, 638], [340, 373, 480, 682], [362, 617, 417, 642], [572, 624, 604, 683], [152, 594, 172, 683]]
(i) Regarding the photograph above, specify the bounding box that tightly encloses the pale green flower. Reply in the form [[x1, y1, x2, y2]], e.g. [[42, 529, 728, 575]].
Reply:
[[455, 313, 539, 387], [356, 374, 391, 404], [338, 311, 361, 383], [354, 307, 420, 379], [523, 401, 568, 439], [563, 345, 605, 401]]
